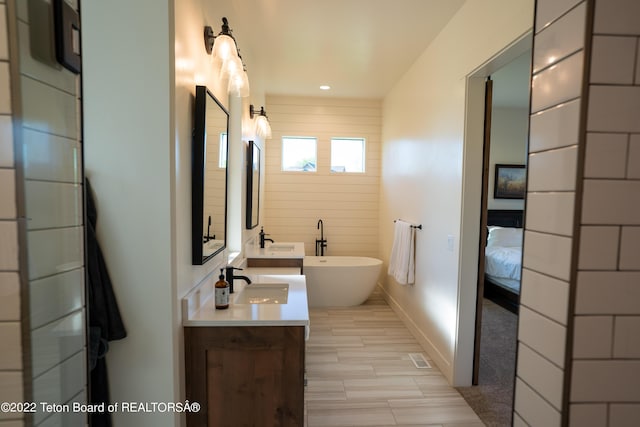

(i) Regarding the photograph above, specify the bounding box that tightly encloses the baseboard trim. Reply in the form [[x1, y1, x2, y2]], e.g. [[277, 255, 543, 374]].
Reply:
[[376, 284, 453, 383]]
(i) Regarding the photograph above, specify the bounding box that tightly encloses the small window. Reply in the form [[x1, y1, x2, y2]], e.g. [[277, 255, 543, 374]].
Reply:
[[282, 137, 317, 172], [219, 132, 228, 168], [331, 138, 365, 173]]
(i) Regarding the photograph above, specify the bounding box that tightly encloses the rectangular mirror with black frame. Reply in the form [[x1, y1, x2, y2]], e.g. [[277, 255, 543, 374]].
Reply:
[[192, 85, 229, 264], [246, 141, 260, 229]]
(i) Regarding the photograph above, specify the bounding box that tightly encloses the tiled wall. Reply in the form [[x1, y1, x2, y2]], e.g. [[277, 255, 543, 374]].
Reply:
[[514, 0, 586, 425], [516, 0, 640, 425], [264, 95, 381, 257], [0, 1, 86, 426], [0, 0, 24, 426], [570, 0, 640, 425]]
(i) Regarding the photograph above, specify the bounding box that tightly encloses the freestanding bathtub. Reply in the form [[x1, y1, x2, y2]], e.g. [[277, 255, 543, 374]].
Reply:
[[303, 256, 383, 307]]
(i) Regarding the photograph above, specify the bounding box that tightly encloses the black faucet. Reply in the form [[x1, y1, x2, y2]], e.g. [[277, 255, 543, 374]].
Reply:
[[224, 266, 251, 294], [259, 227, 274, 248], [316, 219, 327, 256], [204, 215, 215, 242]]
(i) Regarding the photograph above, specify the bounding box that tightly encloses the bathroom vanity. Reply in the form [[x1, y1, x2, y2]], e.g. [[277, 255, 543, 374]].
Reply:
[[183, 273, 309, 426], [245, 242, 305, 272]]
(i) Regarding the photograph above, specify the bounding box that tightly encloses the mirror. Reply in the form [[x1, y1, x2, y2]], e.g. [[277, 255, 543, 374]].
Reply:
[[192, 85, 229, 264], [246, 141, 260, 229]]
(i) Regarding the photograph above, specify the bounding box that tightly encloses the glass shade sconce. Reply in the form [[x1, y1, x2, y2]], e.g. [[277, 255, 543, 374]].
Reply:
[[204, 17, 249, 98], [249, 104, 272, 140]]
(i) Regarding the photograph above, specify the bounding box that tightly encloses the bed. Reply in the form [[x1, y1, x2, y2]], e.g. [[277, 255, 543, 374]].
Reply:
[[483, 210, 523, 313]]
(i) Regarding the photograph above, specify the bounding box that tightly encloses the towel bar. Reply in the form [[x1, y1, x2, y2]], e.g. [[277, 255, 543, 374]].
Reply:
[[394, 220, 422, 230]]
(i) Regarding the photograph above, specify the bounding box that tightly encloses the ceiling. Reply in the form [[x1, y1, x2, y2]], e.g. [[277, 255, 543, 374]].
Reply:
[[226, 0, 467, 99]]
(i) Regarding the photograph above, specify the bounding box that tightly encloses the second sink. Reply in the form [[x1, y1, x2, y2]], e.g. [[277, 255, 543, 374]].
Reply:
[[234, 283, 289, 304]]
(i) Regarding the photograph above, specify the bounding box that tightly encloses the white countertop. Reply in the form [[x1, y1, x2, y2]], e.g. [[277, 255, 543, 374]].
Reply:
[[183, 274, 309, 328], [244, 241, 305, 259]]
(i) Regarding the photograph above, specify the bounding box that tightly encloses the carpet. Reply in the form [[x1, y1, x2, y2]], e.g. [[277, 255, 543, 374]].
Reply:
[[457, 298, 518, 427]]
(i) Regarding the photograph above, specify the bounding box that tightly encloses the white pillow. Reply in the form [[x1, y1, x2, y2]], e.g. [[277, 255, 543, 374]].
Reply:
[[487, 227, 522, 247]]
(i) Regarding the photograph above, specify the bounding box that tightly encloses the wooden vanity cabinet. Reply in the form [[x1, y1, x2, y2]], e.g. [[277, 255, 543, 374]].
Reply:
[[184, 325, 305, 427], [247, 257, 303, 272]]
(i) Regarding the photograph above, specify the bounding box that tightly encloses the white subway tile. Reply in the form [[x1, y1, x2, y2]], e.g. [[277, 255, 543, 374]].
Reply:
[[578, 226, 620, 270], [0, 272, 19, 321], [520, 269, 569, 325], [526, 192, 574, 236], [0, 323, 21, 370], [0, 115, 13, 168], [571, 360, 640, 402], [628, 134, 640, 179], [22, 128, 82, 183], [0, 221, 18, 270], [531, 52, 584, 113], [21, 77, 77, 139], [0, 6, 8, 60], [587, 86, 640, 133], [582, 180, 640, 225], [529, 99, 580, 153], [620, 226, 640, 270], [528, 146, 578, 192], [30, 268, 84, 329], [593, 0, 640, 35], [523, 231, 573, 281], [573, 315, 613, 358], [576, 271, 640, 314], [591, 36, 637, 85], [32, 352, 85, 425], [533, 3, 586, 74], [584, 133, 628, 178], [517, 343, 564, 409], [0, 169, 15, 219], [0, 372, 23, 420], [31, 310, 85, 377], [610, 404, 640, 427], [27, 227, 83, 281], [535, 0, 583, 33], [25, 181, 82, 230], [518, 306, 567, 367], [569, 403, 607, 427], [514, 378, 562, 427], [0, 63, 11, 115], [614, 316, 640, 358]]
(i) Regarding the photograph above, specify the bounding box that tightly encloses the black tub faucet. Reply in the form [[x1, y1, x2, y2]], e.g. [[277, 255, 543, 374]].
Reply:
[[225, 266, 251, 294], [316, 219, 327, 256], [259, 227, 274, 248]]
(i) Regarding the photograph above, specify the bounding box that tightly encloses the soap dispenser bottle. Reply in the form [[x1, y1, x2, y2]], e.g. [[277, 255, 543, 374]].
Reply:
[[215, 269, 230, 309]]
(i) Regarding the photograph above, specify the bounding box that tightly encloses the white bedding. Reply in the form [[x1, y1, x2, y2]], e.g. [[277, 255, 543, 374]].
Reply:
[[484, 226, 523, 293]]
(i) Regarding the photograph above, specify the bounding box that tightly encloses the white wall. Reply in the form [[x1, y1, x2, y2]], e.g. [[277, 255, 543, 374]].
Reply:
[[379, 0, 533, 384], [488, 107, 528, 210]]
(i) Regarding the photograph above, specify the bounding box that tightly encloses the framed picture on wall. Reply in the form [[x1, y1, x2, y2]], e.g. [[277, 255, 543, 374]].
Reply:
[[494, 164, 526, 199]]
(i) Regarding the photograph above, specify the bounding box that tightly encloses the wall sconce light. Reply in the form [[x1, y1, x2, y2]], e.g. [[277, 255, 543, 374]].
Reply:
[[249, 104, 272, 140], [204, 17, 249, 98]]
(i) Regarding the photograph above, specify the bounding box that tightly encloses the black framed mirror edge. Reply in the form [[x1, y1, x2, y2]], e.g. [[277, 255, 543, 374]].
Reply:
[[246, 140, 260, 229], [192, 85, 230, 265]]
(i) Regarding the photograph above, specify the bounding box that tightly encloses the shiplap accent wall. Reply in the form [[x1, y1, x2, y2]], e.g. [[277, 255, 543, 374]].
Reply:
[[514, 0, 586, 425], [0, 1, 87, 426], [570, 0, 640, 425], [264, 96, 381, 257], [0, 1, 23, 426]]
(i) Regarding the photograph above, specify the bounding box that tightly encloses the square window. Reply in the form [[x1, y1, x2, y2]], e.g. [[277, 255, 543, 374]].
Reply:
[[282, 137, 317, 172], [331, 138, 365, 173]]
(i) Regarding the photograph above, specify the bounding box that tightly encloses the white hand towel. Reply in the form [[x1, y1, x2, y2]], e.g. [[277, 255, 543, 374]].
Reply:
[[388, 220, 416, 285]]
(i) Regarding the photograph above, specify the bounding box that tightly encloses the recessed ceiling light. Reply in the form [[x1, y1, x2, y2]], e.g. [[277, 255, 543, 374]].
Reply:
[[319, 85, 331, 91]]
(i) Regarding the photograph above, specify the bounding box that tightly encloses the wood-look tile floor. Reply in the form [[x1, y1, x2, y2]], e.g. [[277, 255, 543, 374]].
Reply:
[[304, 291, 484, 427]]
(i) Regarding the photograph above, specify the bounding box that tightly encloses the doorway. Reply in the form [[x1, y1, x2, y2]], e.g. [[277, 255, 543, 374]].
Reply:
[[457, 34, 532, 426]]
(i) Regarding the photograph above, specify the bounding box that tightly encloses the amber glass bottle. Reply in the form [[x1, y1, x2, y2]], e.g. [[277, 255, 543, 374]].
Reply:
[[214, 270, 229, 309]]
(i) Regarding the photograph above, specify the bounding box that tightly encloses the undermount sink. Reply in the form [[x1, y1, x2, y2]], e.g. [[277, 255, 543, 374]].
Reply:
[[234, 283, 290, 304], [267, 244, 295, 252], [203, 240, 224, 256]]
